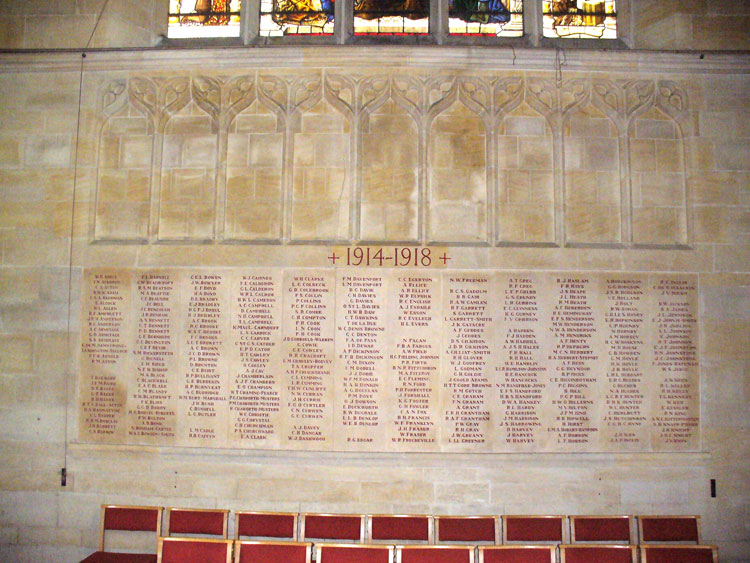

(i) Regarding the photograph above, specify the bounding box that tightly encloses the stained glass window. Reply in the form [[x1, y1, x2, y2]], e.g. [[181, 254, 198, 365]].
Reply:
[[543, 0, 616, 39], [168, 0, 241, 38], [354, 0, 429, 35], [260, 0, 335, 36], [449, 0, 523, 36]]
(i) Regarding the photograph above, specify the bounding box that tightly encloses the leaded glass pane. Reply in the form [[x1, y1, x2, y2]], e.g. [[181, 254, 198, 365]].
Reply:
[[354, 0, 429, 35], [449, 0, 523, 37], [260, 0, 335, 36], [543, 0, 616, 39], [168, 0, 241, 38]]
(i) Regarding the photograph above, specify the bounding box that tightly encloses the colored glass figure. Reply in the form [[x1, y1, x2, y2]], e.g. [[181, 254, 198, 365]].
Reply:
[[543, 0, 616, 39], [168, 0, 242, 37], [449, 0, 523, 36], [354, 0, 429, 35], [260, 0, 335, 36]]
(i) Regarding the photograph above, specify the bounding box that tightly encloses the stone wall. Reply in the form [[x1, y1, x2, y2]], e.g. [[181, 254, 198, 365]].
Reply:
[[0, 48, 748, 562], [1, 1, 749, 51]]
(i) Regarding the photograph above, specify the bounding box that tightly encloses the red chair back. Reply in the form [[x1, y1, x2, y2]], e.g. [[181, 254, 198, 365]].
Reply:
[[235, 512, 297, 540], [167, 508, 228, 537], [437, 516, 497, 543], [302, 513, 364, 541], [560, 545, 636, 563], [504, 516, 565, 543], [479, 546, 555, 563], [158, 537, 232, 563], [639, 516, 701, 543], [370, 515, 431, 542], [236, 541, 311, 563], [571, 516, 632, 543], [318, 544, 392, 563], [99, 505, 163, 552]]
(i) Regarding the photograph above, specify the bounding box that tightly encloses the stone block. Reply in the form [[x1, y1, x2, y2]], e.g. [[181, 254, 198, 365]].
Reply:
[[635, 118, 678, 140], [360, 480, 434, 504], [655, 140, 684, 172], [0, 137, 21, 167], [693, 206, 735, 244], [119, 135, 152, 168], [225, 203, 281, 240], [0, 492, 58, 528], [688, 171, 739, 205], [585, 137, 619, 171], [504, 116, 547, 137], [566, 204, 620, 244], [429, 202, 486, 243], [633, 207, 684, 246], [248, 134, 283, 167], [716, 141, 750, 171], [519, 137, 553, 170], [234, 113, 277, 134], [0, 335, 33, 373], [0, 269, 39, 307], [496, 136, 519, 169], [24, 135, 70, 168]]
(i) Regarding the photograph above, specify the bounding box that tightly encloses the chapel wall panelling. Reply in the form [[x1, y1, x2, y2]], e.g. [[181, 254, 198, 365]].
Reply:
[[91, 71, 692, 249]]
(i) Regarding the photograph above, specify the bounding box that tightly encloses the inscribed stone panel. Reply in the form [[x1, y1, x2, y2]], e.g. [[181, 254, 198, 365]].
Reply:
[[159, 102, 217, 241], [564, 105, 621, 244], [94, 107, 152, 241], [630, 108, 688, 246], [225, 102, 284, 241], [497, 103, 555, 243], [291, 101, 351, 241], [360, 100, 419, 242], [429, 101, 488, 243]]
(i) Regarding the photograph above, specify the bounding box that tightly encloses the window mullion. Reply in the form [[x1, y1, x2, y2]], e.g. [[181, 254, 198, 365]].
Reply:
[[432, 0, 447, 44], [525, 0, 541, 46], [244, 0, 260, 44]]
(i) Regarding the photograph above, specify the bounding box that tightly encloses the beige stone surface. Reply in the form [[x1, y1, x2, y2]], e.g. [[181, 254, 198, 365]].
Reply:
[[1, 47, 749, 563]]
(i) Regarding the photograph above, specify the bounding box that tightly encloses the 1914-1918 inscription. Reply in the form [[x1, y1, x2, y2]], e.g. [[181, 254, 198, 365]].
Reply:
[[78, 269, 700, 452]]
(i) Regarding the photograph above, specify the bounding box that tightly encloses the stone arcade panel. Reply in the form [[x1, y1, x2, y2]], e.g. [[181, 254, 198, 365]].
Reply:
[[78, 268, 700, 453]]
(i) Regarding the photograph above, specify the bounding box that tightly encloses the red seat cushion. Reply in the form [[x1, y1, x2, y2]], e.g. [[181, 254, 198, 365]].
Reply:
[[505, 517, 563, 542], [371, 516, 429, 541], [642, 547, 714, 563], [481, 547, 553, 563], [399, 547, 473, 563], [319, 545, 391, 563], [573, 518, 631, 542], [169, 510, 225, 536], [79, 553, 156, 563], [562, 546, 634, 563], [641, 518, 700, 542], [237, 543, 309, 563], [237, 513, 296, 539], [160, 539, 231, 563], [304, 515, 362, 540]]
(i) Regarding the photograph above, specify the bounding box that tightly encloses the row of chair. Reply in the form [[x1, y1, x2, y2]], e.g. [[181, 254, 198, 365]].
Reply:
[[79, 506, 712, 562], [157, 539, 720, 563]]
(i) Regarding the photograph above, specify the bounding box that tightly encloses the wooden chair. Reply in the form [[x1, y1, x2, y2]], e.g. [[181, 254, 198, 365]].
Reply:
[[503, 515, 566, 544], [157, 537, 233, 563], [234, 540, 312, 563], [396, 545, 475, 563], [435, 516, 499, 545], [300, 513, 366, 543], [79, 505, 163, 563], [317, 543, 394, 563], [235, 511, 298, 540], [368, 514, 432, 544], [560, 544, 637, 563], [478, 545, 556, 563], [637, 516, 701, 544], [569, 516, 634, 544], [640, 545, 718, 563], [165, 508, 229, 538]]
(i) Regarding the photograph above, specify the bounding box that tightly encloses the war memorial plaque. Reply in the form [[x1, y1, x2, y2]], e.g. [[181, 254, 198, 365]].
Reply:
[[78, 268, 700, 452]]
